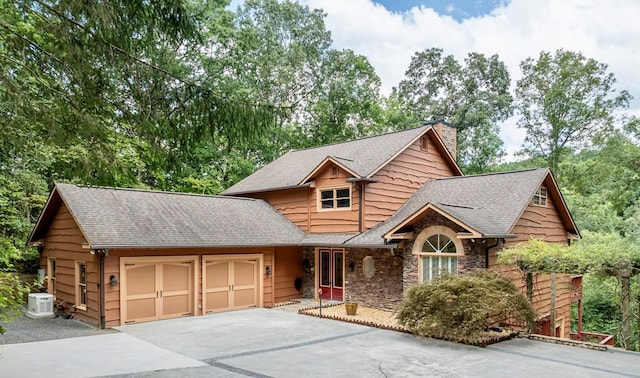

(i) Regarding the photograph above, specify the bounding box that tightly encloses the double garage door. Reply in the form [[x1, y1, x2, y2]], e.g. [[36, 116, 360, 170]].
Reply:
[[121, 254, 262, 324]]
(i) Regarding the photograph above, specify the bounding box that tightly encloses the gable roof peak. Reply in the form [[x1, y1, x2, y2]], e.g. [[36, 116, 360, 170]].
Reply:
[[223, 124, 457, 195]]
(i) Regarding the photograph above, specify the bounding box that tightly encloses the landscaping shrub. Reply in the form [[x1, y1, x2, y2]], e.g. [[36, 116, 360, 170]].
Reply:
[[397, 270, 535, 341]]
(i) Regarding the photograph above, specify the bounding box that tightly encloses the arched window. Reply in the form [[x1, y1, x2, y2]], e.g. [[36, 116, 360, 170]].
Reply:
[[412, 225, 464, 283], [420, 234, 458, 282]]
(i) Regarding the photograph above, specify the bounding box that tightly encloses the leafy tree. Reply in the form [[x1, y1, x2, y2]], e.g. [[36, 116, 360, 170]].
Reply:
[[515, 49, 632, 174], [560, 130, 640, 236], [306, 49, 383, 145], [396, 48, 513, 173], [192, 0, 383, 188], [0, 273, 30, 334], [1, 0, 281, 187]]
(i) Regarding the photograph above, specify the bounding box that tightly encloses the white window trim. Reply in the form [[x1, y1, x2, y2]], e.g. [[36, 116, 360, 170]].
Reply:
[[75, 261, 87, 311], [413, 225, 464, 283], [317, 186, 352, 211]]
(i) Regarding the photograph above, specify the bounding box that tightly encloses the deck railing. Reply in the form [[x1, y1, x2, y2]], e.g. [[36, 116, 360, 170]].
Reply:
[[570, 332, 614, 346]]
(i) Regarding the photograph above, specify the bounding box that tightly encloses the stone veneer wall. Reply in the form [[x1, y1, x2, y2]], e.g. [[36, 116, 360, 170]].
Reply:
[[301, 211, 491, 310], [300, 246, 404, 310], [344, 248, 404, 311], [402, 211, 489, 292], [302, 247, 316, 299]]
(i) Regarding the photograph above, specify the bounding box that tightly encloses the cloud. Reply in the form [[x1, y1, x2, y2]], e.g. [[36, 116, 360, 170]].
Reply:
[[301, 0, 640, 158]]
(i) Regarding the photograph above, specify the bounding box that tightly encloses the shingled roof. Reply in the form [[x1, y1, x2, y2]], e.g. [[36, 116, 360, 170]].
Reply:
[[346, 168, 579, 246], [28, 183, 306, 249], [223, 124, 460, 195]]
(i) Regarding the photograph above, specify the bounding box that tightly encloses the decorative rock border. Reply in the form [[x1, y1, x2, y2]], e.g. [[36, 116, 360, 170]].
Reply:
[[264, 299, 301, 309], [523, 334, 609, 352]]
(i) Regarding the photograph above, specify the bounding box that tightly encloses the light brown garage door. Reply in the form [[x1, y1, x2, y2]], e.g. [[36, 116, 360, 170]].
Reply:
[[120, 256, 197, 324], [203, 254, 263, 314]]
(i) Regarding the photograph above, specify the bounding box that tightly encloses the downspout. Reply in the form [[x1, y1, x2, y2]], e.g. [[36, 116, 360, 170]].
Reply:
[[485, 239, 500, 268], [99, 249, 107, 329], [345, 178, 378, 233], [357, 182, 364, 232]]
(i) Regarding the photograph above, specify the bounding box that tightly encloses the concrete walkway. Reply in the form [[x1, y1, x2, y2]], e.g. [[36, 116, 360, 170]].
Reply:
[[1, 308, 638, 377]]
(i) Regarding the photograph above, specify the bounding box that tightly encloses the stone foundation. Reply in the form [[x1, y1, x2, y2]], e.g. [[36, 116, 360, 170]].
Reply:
[[344, 248, 404, 311], [302, 247, 315, 299]]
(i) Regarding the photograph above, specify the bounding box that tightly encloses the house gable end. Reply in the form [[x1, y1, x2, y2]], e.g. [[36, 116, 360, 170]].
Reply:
[[28, 185, 91, 248], [299, 156, 360, 185], [364, 130, 462, 229], [384, 204, 483, 241], [367, 126, 463, 179], [506, 170, 580, 240]]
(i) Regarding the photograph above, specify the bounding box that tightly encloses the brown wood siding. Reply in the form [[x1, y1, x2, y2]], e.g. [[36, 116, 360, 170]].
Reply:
[[309, 165, 359, 233], [490, 194, 573, 337], [249, 188, 310, 232], [274, 247, 303, 303], [104, 255, 121, 327], [38, 204, 99, 325], [365, 136, 457, 229]]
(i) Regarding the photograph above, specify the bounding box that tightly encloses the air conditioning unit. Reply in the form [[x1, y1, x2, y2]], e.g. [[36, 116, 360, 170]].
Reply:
[[25, 293, 55, 319]]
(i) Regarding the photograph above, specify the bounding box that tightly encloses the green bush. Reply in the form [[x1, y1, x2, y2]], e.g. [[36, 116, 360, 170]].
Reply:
[[397, 271, 536, 340], [0, 272, 30, 334]]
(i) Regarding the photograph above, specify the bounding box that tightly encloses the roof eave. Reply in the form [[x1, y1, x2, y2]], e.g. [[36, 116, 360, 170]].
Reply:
[[88, 242, 305, 250], [221, 183, 312, 196]]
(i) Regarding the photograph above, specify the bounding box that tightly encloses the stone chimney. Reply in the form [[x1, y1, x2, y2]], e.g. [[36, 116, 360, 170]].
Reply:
[[429, 120, 457, 160]]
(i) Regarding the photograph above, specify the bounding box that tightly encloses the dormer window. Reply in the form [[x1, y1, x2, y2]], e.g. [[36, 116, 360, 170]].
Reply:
[[319, 187, 351, 210], [420, 136, 429, 151], [533, 186, 547, 207]]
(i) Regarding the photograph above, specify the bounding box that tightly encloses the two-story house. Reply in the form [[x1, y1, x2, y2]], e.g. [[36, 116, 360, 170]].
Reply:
[[29, 121, 580, 336]]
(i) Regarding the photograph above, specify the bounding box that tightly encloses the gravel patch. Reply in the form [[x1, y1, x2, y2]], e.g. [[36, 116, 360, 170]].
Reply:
[[0, 311, 116, 345]]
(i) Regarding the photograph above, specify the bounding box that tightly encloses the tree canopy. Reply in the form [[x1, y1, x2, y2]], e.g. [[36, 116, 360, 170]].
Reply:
[[396, 48, 513, 173], [515, 49, 632, 174]]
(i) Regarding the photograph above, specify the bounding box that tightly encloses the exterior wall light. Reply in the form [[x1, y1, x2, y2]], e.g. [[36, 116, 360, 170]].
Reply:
[[265, 266, 272, 277], [109, 275, 118, 287]]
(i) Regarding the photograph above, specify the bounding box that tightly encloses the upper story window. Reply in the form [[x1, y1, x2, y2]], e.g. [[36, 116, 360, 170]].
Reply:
[[533, 186, 547, 207], [319, 187, 351, 210], [420, 136, 429, 151]]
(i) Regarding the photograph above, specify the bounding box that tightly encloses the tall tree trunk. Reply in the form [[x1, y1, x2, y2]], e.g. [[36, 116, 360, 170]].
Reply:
[[526, 272, 533, 301], [637, 273, 640, 351], [620, 272, 631, 350]]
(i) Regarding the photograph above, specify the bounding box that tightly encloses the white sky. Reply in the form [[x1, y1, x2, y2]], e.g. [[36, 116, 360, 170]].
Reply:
[[232, 0, 640, 158]]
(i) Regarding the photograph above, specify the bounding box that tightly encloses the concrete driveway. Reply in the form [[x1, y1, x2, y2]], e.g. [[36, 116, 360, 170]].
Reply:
[[1, 308, 638, 377]]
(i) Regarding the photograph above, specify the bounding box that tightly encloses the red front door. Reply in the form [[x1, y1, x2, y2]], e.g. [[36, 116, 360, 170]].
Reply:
[[319, 249, 344, 301]]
